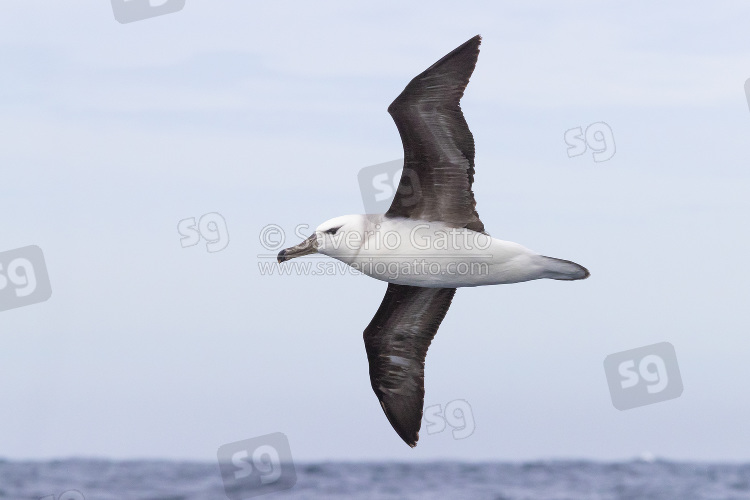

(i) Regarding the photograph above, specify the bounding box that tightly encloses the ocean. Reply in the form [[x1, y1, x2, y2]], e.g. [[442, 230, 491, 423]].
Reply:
[[4, 460, 750, 500]]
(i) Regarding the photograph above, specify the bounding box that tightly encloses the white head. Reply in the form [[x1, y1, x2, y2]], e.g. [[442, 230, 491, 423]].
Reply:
[[277, 214, 369, 264]]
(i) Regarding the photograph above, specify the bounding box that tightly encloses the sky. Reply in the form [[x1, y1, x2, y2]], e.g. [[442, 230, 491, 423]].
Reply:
[[1, 1, 750, 462]]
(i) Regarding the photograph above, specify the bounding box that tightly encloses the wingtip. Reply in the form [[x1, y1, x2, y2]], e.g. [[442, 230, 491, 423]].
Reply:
[[466, 34, 482, 49], [462, 34, 482, 50], [405, 429, 419, 448], [379, 399, 422, 448], [402, 432, 419, 448], [398, 427, 420, 448]]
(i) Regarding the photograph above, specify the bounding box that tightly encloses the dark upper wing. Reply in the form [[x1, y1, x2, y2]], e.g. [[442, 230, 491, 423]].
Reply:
[[386, 35, 484, 233], [363, 284, 456, 447]]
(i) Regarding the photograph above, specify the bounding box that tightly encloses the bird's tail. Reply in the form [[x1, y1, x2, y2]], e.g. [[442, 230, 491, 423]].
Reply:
[[539, 256, 590, 281]]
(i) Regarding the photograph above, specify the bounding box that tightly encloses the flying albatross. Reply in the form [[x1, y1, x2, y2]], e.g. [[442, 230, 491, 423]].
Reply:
[[277, 35, 589, 447]]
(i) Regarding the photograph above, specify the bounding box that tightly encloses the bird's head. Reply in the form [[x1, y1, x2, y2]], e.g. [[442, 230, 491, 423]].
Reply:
[[277, 214, 369, 264]]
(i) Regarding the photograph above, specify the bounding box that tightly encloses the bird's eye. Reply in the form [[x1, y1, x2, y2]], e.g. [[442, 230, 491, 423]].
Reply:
[[325, 226, 341, 235]]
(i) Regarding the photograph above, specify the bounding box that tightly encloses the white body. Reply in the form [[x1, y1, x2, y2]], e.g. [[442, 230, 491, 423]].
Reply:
[[314, 215, 586, 288]]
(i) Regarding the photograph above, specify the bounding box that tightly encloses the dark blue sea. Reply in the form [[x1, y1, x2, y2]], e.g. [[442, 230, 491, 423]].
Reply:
[[4, 459, 750, 500]]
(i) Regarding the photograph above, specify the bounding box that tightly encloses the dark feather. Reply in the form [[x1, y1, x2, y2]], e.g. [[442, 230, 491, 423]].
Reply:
[[363, 284, 456, 447], [386, 35, 484, 233]]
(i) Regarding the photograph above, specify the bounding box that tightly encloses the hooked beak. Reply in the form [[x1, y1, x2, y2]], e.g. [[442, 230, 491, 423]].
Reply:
[[277, 233, 318, 263]]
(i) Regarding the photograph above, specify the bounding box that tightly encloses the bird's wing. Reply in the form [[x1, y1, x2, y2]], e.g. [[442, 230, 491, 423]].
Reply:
[[386, 34, 484, 233], [363, 283, 456, 447]]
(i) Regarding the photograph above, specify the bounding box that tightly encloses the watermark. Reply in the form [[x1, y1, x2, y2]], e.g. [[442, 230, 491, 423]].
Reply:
[[260, 258, 489, 279], [40, 491, 85, 500], [603, 342, 683, 411], [259, 224, 285, 251], [258, 223, 307, 253], [178, 212, 229, 253], [111, 0, 186, 24], [358, 159, 421, 214], [0, 245, 52, 313], [745, 78, 750, 113], [564, 122, 616, 162], [423, 399, 475, 439], [259, 223, 492, 254], [218, 433, 296, 499]]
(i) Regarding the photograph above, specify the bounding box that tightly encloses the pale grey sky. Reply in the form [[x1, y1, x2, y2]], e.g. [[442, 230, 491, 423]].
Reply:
[[1, 1, 750, 462]]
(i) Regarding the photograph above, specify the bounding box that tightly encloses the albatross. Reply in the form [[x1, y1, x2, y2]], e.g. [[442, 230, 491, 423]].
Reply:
[[277, 35, 589, 447]]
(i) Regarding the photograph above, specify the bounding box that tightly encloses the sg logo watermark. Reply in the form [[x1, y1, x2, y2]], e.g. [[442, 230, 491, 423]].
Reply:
[[40, 491, 84, 500], [217, 432, 297, 499], [564, 122, 616, 162], [178, 212, 229, 253], [357, 159, 421, 215], [0, 246, 52, 313], [423, 399, 475, 439], [603, 342, 683, 411], [111, 0, 186, 24]]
